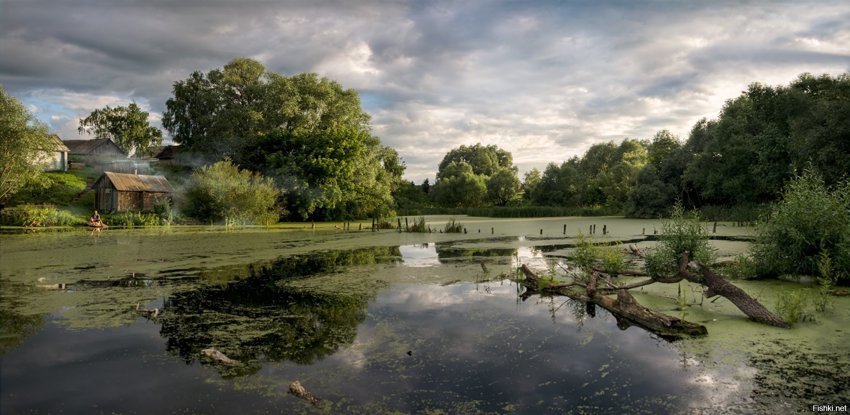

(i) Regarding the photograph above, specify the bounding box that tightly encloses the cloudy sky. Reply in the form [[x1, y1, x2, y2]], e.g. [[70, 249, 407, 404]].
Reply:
[[2, 1, 849, 182]]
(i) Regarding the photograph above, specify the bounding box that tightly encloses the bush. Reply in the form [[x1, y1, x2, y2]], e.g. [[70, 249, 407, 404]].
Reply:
[[102, 211, 162, 228], [751, 169, 850, 281], [645, 204, 715, 278], [0, 204, 84, 227], [408, 217, 428, 232], [182, 160, 281, 226], [11, 172, 87, 206], [443, 218, 464, 233], [775, 290, 814, 325]]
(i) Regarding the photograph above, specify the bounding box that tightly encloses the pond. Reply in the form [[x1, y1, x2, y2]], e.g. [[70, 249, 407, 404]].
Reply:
[[1, 216, 848, 413]]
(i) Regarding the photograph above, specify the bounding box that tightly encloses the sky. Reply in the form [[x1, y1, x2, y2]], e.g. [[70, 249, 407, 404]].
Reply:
[[2, 0, 849, 183]]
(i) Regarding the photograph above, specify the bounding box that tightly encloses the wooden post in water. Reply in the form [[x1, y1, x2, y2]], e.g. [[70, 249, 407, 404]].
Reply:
[[405, 217, 409, 232], [563, 224, 567, 235], [540, 229, 543, 235], [642, 227, 645, 235], [397, 218, 402, 232], [589, 224, 592, 235], [713, 221, 717, 233], [491, 227, 494, 235], [593, 224, 596, 234], [603, 224, 607, 235], [359, 223, 362, 231]]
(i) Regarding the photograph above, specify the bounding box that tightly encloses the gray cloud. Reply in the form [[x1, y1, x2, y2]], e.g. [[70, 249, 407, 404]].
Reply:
[[2, 0, 849, 182]]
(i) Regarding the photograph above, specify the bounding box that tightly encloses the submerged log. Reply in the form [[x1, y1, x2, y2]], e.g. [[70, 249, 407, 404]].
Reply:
[[201, 347, 239, 366], [289, 380, 322, 406], [520, 265, 707, 340]]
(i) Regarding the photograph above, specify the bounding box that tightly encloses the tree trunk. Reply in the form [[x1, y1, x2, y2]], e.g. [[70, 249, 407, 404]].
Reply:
[[520, 265, 707, 340]]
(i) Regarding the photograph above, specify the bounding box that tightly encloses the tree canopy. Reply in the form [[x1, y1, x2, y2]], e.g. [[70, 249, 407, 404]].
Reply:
[[163, 58, 400, 220], [432, 144, 520, 207], [0, 85, 53, 202], [78, 102, 163, 156]]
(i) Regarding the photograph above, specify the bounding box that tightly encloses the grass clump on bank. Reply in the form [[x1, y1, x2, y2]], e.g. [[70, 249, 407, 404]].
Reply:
[[0, 204, 84, 227], [444, 218, 465, 233]]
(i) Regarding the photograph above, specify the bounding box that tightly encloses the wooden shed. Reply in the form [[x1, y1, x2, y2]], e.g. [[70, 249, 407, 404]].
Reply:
[[93, 172, 174, 212]]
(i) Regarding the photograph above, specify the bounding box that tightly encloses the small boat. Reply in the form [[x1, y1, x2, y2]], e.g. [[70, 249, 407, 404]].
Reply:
[[87, 221, 108, 229]]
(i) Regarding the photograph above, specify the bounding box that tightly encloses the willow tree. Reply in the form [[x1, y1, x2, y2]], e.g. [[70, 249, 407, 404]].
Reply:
[[0, 85, 53, 203]]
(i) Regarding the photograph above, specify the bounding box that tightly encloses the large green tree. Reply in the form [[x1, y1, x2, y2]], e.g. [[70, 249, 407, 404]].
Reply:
[[0, 85, 54, 203], [78, 102, 163, 156], [433, 143, 518, 208], [431, 161, 487, 208], [162, 58, 370, 162], [163, 58, 399, 220]]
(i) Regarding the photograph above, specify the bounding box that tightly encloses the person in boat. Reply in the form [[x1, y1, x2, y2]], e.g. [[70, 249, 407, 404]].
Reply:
[[89, 210, 102, 226]]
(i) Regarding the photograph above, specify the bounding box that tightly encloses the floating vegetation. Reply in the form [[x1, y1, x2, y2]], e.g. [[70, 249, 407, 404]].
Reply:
[[443, 218, 464, 233]]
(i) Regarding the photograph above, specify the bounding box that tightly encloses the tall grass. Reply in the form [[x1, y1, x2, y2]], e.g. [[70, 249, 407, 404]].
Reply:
[[0, 204, 84, 227], [444, 218, 465, 233]]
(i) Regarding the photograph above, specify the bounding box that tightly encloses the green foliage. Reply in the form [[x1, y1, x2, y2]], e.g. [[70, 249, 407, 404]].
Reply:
[[722, 254, 759, 280], [78, 102, 163, 156], [0, 204, 84, 227], [432, 144, 518, 209], [182, 160, 280, 226], [775, 290, 813, 325], [0, 85, 54, 202], [443, 218, 464, 233], [408, 217, 428, 233], [751, 169, 850, 281], [102, 211, 162, 228], [431, 162, 487, 208], [598, 246, 625, 276], [645, 204, 715, 278], [163, 58, 370, 161], [486, 168, 521, 206], [11, 172, 87, 206], [572, 232, 597, 270], [437, 143, 513, 178]]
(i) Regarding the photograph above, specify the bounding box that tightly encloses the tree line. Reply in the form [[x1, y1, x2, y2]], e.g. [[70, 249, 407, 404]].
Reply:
[[3, 66, 848, 224], [398, 72, 850, 218]]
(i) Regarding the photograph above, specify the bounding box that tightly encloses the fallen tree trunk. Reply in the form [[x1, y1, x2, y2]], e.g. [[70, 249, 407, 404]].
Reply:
[[520, 265, 707, 340], [674, 255, 789, 328]]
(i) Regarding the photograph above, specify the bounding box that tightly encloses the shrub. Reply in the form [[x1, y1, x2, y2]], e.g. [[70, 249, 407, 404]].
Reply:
[[12, 172, 87, 206], [645, 204, 715, 278], [102, 211, 162, 228], [443, 218, 464, 233], [775, 290, 813, 325], [0, 204, 84, 226], [408, 217, 428, 233], [751, 169, 850, 281], [182, 160, 281, 226]]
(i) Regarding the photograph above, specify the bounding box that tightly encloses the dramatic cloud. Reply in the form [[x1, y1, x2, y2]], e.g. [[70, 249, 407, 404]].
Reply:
[[2, 0, 849, 181]]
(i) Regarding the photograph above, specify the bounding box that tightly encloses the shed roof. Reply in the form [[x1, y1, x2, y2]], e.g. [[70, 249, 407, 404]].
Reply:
[[48, 134, 70, 152], [63, 138, 126, 156], [96, 172, 174, 193], [154, 145, 182, 159]]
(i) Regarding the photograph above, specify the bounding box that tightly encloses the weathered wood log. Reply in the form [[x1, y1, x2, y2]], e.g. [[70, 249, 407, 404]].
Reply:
[[520, 265, 707, 340], [289, 380, 322, 406], [648, 253, 788, 327]]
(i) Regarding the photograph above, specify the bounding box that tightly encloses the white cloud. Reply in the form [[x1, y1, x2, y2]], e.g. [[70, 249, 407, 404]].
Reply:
[[2, 0, 849, 182]]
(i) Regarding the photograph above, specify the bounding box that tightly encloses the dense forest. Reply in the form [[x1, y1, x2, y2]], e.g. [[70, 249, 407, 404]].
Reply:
[[398, 73, 850, 219]]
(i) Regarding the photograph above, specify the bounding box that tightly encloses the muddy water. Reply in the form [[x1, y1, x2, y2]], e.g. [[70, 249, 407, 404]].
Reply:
[[1, 216, 847, 414]]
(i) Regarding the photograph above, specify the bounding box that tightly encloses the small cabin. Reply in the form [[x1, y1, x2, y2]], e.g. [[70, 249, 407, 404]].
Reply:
[[93, 172, 174, 213]]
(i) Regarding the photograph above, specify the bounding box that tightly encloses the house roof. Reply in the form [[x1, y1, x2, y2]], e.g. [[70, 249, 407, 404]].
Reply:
[[154, 145, 182, 159], [63, 138, 126, 156], [48, 134, 70, 152], [96, 172, 174, 193]]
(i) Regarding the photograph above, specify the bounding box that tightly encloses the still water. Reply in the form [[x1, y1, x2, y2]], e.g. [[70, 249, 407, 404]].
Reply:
[[1, 217, 848, 413]]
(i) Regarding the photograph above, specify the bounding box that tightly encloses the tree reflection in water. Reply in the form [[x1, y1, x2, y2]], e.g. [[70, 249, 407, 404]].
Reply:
[[158, 247, 400, 377]]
